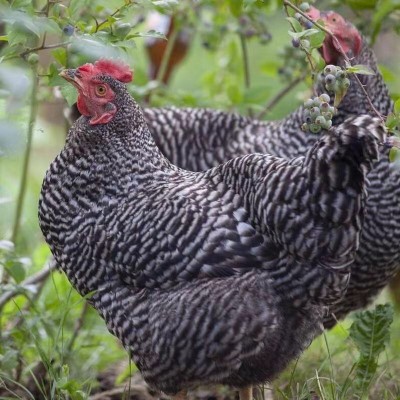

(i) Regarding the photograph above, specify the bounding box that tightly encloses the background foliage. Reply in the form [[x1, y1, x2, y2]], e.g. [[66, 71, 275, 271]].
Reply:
[[0, 0, 400, 398]]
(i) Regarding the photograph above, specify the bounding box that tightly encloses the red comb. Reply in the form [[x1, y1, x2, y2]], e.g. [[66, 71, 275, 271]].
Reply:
[[77, 59, 133, 83]]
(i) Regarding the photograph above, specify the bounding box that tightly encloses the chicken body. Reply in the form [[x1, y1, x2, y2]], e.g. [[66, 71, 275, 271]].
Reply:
[[143, 31, 398, 328], [39, 63, 384, 394]]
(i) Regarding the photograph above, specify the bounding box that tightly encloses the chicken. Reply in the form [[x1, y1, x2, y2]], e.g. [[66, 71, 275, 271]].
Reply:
[[39, 59, 385, 398], [143, 9, 399, 328]]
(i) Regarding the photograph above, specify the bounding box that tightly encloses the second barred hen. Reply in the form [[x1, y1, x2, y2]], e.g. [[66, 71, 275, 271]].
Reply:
[[39, 60, 386, 398], [144, 9, 399, 327]]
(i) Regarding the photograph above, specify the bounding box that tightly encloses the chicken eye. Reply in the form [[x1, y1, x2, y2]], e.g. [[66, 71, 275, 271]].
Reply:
[[95, 85, 107, 96]]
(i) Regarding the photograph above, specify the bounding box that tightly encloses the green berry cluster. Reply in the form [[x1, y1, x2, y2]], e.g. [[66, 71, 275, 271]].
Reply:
[[302, 93, 335, 133], [321, 65, 350, 94]]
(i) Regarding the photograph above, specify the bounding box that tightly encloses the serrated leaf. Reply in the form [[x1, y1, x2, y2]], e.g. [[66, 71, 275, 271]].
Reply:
[[350, 304, 394, 394], [346, 64, 375, 76]]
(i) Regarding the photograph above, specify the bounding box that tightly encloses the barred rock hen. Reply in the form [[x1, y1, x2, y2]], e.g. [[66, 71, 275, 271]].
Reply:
[[39, 59, 385, 398], [143, 10, 399, 328]]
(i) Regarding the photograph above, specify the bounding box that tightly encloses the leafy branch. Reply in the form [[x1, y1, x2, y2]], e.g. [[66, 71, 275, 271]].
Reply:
[[283, 0, 384, 123]]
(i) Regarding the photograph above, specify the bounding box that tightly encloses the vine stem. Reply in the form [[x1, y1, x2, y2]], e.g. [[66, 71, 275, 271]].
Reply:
[[10, 66, 38, 247], [239, 34, 253, 117], [283, 0, 384, 122]]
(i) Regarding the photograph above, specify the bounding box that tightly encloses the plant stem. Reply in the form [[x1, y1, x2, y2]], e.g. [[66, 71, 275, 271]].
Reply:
[[239, 34, 253, 117], [257, 72, 307, 119], [10, 66, 39, 248], [147, 26, 179, 104]]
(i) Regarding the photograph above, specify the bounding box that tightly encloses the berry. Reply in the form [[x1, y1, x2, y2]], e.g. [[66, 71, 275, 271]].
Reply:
[[299, 2, 310, 11], [319, 93, 330, 103], [294, 12, 302, 21], [292, 38, 300, 48], [336, 70, 346, 80], [304, 99, 314, 108], [301, 123, 309, 132], [63, 24, 74, 36], [27, 53, 39, 65], [310, 107, 321, 118], [342, 78, 351, 89], [324, 65, 337, 75], [301, 39, 310, 49], [304, 20, 313, 29], [323, 120, 332, 130], [325, 74, 336, 85], [320, 102, 330, 111], [315, 116, 326, 125], [309, 124, 321, 134], [312, 98, 321, 107]]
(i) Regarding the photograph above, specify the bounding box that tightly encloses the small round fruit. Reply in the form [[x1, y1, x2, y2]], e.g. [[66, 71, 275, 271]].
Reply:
[[27, 53, 39, 65], [323, 120, 332, 130], [325, 82, 335, 92], [320, 102, 330, 111], [324, 65, 337, 75], [322, 111, 333, 120], [292, 38, 300, 48], [301, 39, 310, 48], [304, 21, 313, 29], [301, 123, 309, 131], [299, 2, 311, 11], [310, 106, 321, 117], [325, 74, 336, 85], [342, 78, 351, 88], [312, 98, 321, 107], [319, 93, 330, 103], [336, 70, 345, 79], [294, 12, 302, 21], [63, 24, 74, 36], [315, 115, 326, 125], [304, 99, 314, 108], [309, 124, 321, 134]]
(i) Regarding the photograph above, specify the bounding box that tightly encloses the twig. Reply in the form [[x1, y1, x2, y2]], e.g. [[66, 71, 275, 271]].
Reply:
[[239, 34, 253, 118], [19, 42, 70, 58], [0, 260, 56, 311], [257, 71, 307, 119], [283, 0, 384, 122], [95, 2, 134, 32], [283, 3, 316, 71]]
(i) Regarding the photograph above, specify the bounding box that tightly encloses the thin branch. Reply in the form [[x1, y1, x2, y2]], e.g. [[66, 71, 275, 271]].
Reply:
[[19, 42, 70, 58], [239, 34, 253, 118], [95, 2, 134, 32], [257, 71, 307, 119], [0, 260, 56, 311], [283, 0, 384, 122]]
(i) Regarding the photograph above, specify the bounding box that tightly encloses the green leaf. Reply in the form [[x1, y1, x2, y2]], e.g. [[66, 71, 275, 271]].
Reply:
[[0, 35, 8, 41], [346, 64, 375, 76], [6, 260, 26, 283], [308, 30, 325, 49], [60, 84, 78, 106], [288, 28, 320, 40], [51, 47, 67, 66], [229, 0, 243, 17], [286, 17, 302, 33], [394, 99, 400, 114], [350, 304, 394, 395]]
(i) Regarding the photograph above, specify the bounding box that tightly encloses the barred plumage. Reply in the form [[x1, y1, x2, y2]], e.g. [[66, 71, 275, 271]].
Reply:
[[143, 17, 397, 328], [39, 62, 385, 396]]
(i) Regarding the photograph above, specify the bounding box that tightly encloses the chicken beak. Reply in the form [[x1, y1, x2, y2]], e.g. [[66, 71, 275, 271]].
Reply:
[[59, 68, 77, 83]]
